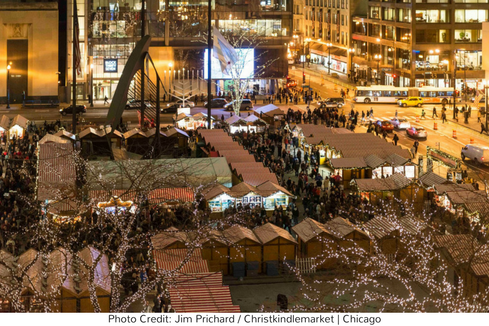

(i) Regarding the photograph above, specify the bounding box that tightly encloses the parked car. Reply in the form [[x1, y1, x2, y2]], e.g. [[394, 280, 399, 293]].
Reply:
[[390, 118, 411, 130], [406, 126, 427, 140], [59, 105, 86, 116], [317, 97, 345, 108], [398, 97, 423, 107], [204, 98, 228, 108], [375, 120, 395, 132], [125, 100, 153, 110], [224, 99, 254, 111], [162, 102, 181, 113], [176, 99, 195, 107], [461, 144, 489, 165]]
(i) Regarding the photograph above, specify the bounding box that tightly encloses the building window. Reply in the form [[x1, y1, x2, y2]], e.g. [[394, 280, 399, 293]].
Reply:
[[398, 8, 412, 22], [370, 6, 380, 19], [370, 24, 381, 36], [416, 10, 449, 23], [341, 15, 345, 25], [455, 10, 488, 23], [385, 26, 395, 40], [341, 0, 345, 8], [455, 29, 482, 43], [415, 29, 450, 43], [383, 8, 395, 21], [397, 28, 411, 42]]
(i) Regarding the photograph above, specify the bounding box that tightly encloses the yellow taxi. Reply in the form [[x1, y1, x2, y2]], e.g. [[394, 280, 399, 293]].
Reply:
[[398, 97, 423, 107]]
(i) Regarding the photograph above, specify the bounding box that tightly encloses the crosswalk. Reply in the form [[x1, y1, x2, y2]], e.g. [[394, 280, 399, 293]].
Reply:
[[374, 115, 438, 122]]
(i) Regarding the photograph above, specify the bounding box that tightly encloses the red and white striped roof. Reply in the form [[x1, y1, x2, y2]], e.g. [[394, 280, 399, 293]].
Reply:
[[89, 188, 194, 204], [168, 272, 240, 313], [154, 249, 209, 274]]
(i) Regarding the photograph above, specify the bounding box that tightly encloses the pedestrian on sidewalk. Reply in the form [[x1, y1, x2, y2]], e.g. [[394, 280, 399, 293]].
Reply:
[[421, 109, 426, 119], [393, 133, 399, 146], [442, 112, 447, 124], [104, 96, 109, 105], [413, 140, 419, 154], [369, 107, 374, 118], [481, 123, 486, 134], [346, 89, 350, 97], [432, 107, 438, 118]]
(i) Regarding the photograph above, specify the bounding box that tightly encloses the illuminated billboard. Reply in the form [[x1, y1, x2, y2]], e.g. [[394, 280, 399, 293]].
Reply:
[[204, 49, 254, 79]]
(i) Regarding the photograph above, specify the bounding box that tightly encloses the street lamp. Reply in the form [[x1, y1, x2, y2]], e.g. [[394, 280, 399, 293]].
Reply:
[[6, 63, 11, 109], [90, 63, 94, 107], [374, 54, 382, 85], [326, 43, 333, 74], [348, 48, 355, 82], [302, 38, 311, 84], [484, 80, 489, 131]]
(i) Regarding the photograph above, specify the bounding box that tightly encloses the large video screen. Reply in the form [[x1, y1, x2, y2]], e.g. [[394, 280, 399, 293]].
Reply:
[[204, 49, 254, 79]]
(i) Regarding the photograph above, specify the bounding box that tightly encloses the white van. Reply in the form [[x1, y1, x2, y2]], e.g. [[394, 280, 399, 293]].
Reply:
[[461, 145, 489, 164]]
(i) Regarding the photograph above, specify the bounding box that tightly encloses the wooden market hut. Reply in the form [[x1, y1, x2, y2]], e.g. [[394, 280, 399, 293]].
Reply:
[[225, 115, 248, 134], [351, 173, 424, 209], [363, 216, 424, 261], [0, 115, 9, 138], [253, 223, 297, 275], [324, 217, 371, 253], [54, 130, 76, 142], [79, 126, 122, 155], [244, 115, 267, 133], [0, 247, 110, 312], [9, 114, 29, 139], [223, 225, 263, 276], [292, 218, 337, 269], [163, 127, 189, 153], [200, 230, 230, 275], [123, 128, 150, 155], [252, 104, 284, 125], [38, 134, 71, 144], [151, 227, 194, 250], [435, 234, 489, 297]]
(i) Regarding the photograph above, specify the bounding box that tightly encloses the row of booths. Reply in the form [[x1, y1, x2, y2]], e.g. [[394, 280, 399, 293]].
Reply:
[[153, 215, 401, 276]]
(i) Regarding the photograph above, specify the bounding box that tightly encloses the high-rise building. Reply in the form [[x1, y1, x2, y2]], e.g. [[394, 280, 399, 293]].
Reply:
[[81, 0, 292, 100], [351, 0, 489, 90]]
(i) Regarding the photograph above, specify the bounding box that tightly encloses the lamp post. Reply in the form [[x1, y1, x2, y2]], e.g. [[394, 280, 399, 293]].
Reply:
[[348, 48, 355, 82], [374, 54, 382, 85], [485, 81, 488, 131], [302, 38, 311, 84], [326, 43, 332, 74], [6, 63, 11, 109], [90, 63, 94, 107], [168, 62, 173, 100]]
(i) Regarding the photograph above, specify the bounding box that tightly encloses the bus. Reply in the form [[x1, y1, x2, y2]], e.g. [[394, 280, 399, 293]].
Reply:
[[353, 86, 409, 104], [353, 86, 458, 104]]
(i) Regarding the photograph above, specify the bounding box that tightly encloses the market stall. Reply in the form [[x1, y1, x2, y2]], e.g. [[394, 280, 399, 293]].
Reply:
[[9, 115, 29, 139], [201, 230, 230, 275], [292, 218, 337, 270], [225, 115, 248, 134], [0, 115, 9, 139], [223, 225, 263, 276], [244, 115, 267, 133], [79, 126, 123, 155], [253, 223, 297, 275], [123, 128, 150, 155]]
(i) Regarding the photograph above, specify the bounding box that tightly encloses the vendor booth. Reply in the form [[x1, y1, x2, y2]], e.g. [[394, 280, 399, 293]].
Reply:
[[201, 230, 230, 275], [252, 104, 284, 125], [292, 218, 337, 269], [79, 126, 123, 155], [253, 223, 297, 275], [225, 115, 248, 134], [9, 115, 29, 139], [223, 225, 263, 276], [0, 115, 9, 139]]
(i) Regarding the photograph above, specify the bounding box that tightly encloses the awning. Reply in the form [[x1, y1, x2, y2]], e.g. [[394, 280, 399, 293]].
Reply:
[[309, 42, 347, 59], [89, 188, 195, 204], [168, 272, 241, 313], [154, 249, 209, 273]]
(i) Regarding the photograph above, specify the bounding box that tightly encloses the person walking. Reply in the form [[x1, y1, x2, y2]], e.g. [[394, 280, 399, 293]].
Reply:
[[478, 109, 482, 123], [481, 122, 486, 134], [104, 96, 109, 105], [442, 112, 447, 124], [421, 108, 426, 119], [413, 140, 419, 154], [393, 133, 399, 146], [395, 109, 398, 118], [432, 106, 438, 118]]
